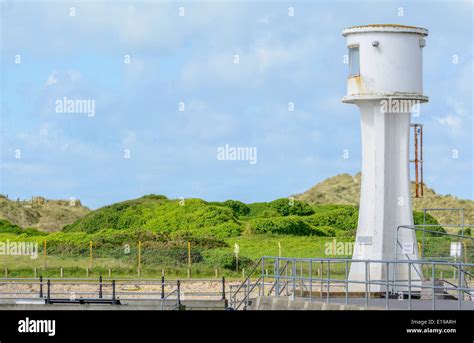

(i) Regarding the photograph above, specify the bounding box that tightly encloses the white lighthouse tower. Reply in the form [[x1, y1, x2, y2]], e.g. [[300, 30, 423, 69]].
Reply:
[[342, 25, 428, 292]]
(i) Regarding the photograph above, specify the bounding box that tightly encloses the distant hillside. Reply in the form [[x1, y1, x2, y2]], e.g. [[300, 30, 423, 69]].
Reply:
[[294, 173, 474, 227], [0, 195, 90, 232]]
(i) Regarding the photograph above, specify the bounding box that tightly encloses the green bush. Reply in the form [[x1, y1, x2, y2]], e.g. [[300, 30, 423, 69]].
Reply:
[[413, 211, 445, 236], [0, 219, 46, 236], [303, 205, 358, 233], [64, 196, 239, 234], [221, 200, 250, 216], [248, 216, 328, 236], [202, 250, 253, 270], [268, 198, 315, 216]]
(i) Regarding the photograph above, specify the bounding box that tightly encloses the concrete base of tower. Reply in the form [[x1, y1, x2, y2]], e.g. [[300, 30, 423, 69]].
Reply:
[[347, 100, 422, 293]]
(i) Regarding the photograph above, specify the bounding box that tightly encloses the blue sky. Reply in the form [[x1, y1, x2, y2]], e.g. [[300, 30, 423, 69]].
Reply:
[[0, 0, 472, 209]]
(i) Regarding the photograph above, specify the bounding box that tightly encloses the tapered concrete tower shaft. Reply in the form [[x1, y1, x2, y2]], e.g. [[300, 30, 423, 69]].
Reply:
[[342, 25, 428, 292]]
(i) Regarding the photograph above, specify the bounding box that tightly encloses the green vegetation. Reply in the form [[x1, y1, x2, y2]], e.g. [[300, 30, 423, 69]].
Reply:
[[0, 193, 462, 279], [0, 219, 47, 236], [294, 173, 474, 231]]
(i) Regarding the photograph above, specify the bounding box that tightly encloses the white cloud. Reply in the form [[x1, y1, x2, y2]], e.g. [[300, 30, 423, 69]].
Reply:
[[181, 34, 320, 89], [436, 114, 463, 131], [44, 70, 82, 88]]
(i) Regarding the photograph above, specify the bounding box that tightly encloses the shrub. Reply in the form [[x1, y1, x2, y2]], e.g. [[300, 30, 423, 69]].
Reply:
[[221, 200, 250, 216], [268, 198, 315, 216], [303, 205, 358, 232], [0, 219, 46, 236], [248, 216, 327, 236], [413, 211, 446, 236], [202, 250, 253, 270]]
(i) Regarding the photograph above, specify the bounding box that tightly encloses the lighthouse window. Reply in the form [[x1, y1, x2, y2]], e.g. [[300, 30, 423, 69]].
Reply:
[[349, 46, 360, 76]]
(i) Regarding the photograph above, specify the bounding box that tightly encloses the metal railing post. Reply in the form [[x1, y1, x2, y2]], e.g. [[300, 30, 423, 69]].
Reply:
[[386, 262, 389, 309], [292, 259, 296, 300], [99, 275, 103, 299], [222, 277, 226, 300], [246, 277, 250, 307], [457, 262, 462, 310], [326, 260, 330, 303], [309, 260, 313, 302], [408, 262, 412, 310], [161, 275, 165, 299], [432, 263, 436, 310], [47, 279, 50, 303], [39, 275, 43, 298], [275, 258, 280, 296], [261, 257, 265, 296], [422, 209, 426, 258], [112, 280, 116, 303], [365, 261, 368, 307], [320, 261, 323, 300], [177, 280, 181, 310], [345, 260, 348, 305]]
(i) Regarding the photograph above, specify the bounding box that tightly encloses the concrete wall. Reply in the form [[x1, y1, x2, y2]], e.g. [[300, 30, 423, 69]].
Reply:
[[0, 299, 227, 311], [249, 296, 383, 311]]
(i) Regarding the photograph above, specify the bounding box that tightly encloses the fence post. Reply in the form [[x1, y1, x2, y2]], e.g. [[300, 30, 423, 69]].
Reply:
[[138, 241, 141, 273], [161, 275, 165, 299], [39, 275, 43, 298], [112, 280, 116, 303], [187, 241, 191, 268], [222, 276, 226, 300], [89, 240, 93, 268], [4, 268, 7, 278], [47, 279, 51, 303], [43, 240, 47, 268], [60, 268, 64, 278], [34, 268, 37, 278], [99, 275, 103, 299], [177, 280, 181, 309]]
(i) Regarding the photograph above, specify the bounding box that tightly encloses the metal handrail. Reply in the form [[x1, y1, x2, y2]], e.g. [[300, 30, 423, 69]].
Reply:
[[229, 257, 263, 308], [266, 260, 290, 295], [230, 256, 473, 310], [235, 276, 263, 310]]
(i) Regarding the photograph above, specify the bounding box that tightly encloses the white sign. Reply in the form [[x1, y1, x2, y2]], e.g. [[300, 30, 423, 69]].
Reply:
[[234, 243, 240, 256], [356, 236, 373, 245], [402, 242, 414, 255], [450, 242, 462, 258]]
